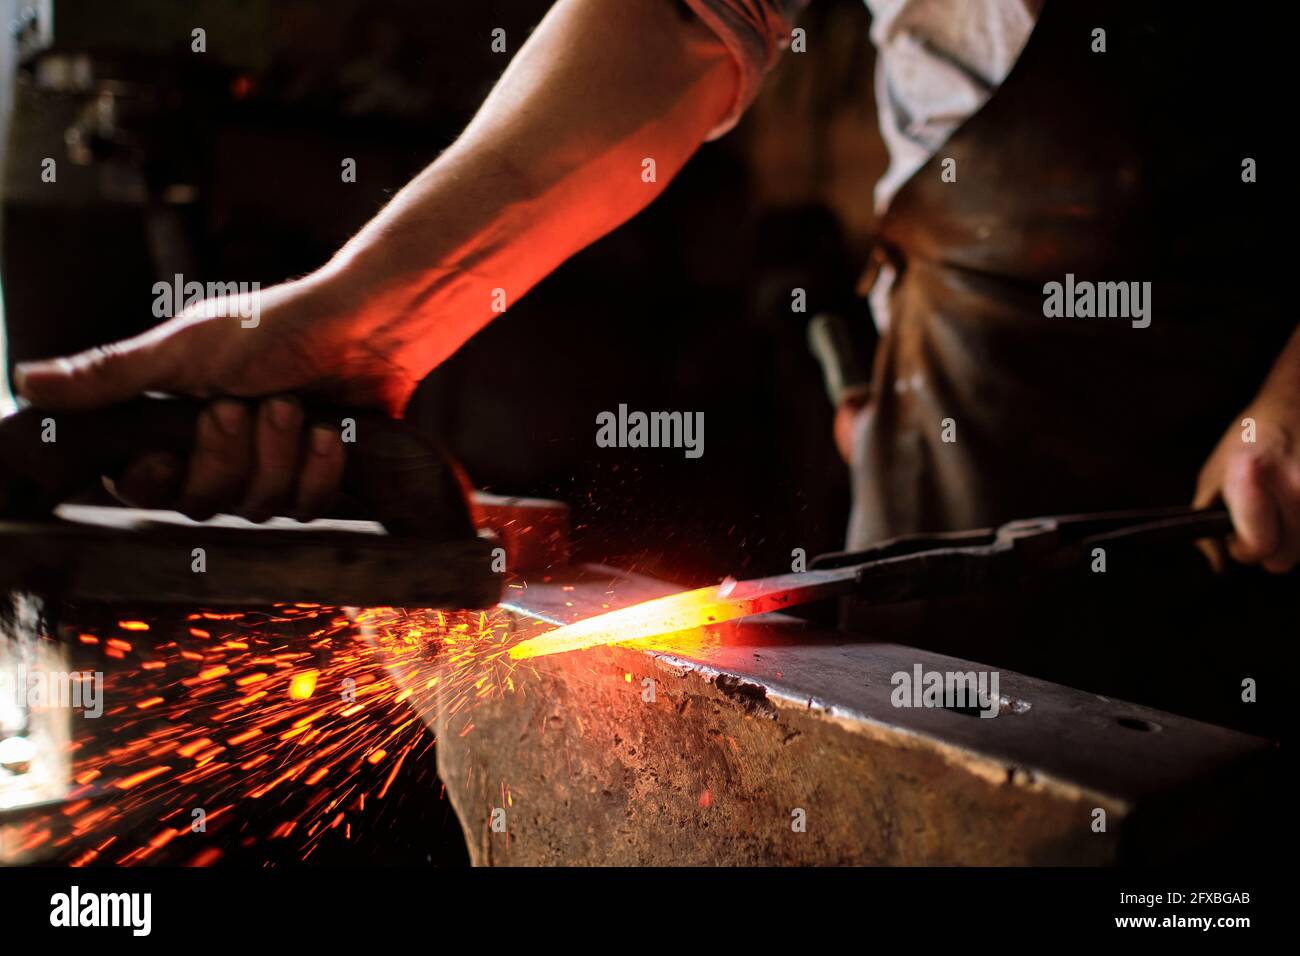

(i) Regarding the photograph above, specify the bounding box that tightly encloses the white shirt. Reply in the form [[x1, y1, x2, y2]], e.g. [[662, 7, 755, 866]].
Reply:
[[684, 0, 1038, 329], [865, 0, 1036, 212]]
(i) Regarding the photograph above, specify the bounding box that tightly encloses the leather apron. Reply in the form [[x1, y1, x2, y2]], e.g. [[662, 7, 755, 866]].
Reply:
[[848, 0, 1290, 548]]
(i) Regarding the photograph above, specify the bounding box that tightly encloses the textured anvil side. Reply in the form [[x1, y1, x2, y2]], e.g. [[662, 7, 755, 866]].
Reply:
[[413, 566, 1271, 866]]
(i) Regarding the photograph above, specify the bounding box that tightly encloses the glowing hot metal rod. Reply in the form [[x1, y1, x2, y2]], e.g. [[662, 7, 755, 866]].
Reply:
[[507, 569, 861, 660]]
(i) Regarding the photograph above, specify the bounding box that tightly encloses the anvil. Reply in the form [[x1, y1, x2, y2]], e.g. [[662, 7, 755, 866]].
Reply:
[[413, 564, 1278, 865]]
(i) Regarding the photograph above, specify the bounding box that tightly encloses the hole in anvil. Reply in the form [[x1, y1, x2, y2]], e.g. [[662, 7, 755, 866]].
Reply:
[[941, 696, 1031, 718], [1116, 716, 1161, 732]]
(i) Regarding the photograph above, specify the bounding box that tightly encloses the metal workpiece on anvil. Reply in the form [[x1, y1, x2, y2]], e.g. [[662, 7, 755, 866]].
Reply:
[[399, 566, 1272, 867]]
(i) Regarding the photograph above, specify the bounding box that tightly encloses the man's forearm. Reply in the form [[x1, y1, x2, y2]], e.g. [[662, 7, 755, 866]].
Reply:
[[315, 0, 737, 380]]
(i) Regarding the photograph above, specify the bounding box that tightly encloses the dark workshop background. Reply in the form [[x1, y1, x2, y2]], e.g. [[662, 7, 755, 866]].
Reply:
[[0, 0, 884, 584]]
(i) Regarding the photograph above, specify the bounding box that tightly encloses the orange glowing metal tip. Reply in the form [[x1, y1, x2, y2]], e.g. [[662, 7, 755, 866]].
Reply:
[[507, 568, 862, 660]]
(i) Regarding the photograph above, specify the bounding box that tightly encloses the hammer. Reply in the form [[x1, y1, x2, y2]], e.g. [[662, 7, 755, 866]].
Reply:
[[0, 396, 506, 610]]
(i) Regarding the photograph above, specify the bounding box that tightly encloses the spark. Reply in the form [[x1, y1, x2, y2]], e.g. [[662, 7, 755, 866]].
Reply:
[[287, 670, 319, 700], [6, 603, 519, 865]]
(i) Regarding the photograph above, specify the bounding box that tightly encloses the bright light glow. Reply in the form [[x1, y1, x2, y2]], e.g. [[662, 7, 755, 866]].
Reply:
[[288, 670, 319, 701], [509, 585, 759, 660], [508, 569, 855, 661]]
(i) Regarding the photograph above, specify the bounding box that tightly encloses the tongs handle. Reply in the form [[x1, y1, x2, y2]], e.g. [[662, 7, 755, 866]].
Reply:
[[1074, 507, 1233, 547], [813, 506, 1236, 606]]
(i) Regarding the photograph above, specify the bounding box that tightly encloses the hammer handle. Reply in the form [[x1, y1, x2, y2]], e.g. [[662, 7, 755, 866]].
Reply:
[[0, 397, 476, 540]]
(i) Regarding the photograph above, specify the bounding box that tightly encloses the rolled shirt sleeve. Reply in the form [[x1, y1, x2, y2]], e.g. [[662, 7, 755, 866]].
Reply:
[[680, 0, 810, 138]]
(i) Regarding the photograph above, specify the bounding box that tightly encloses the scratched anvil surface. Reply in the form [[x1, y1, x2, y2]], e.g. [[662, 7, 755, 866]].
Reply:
[[395, 566, 1273, 866]]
